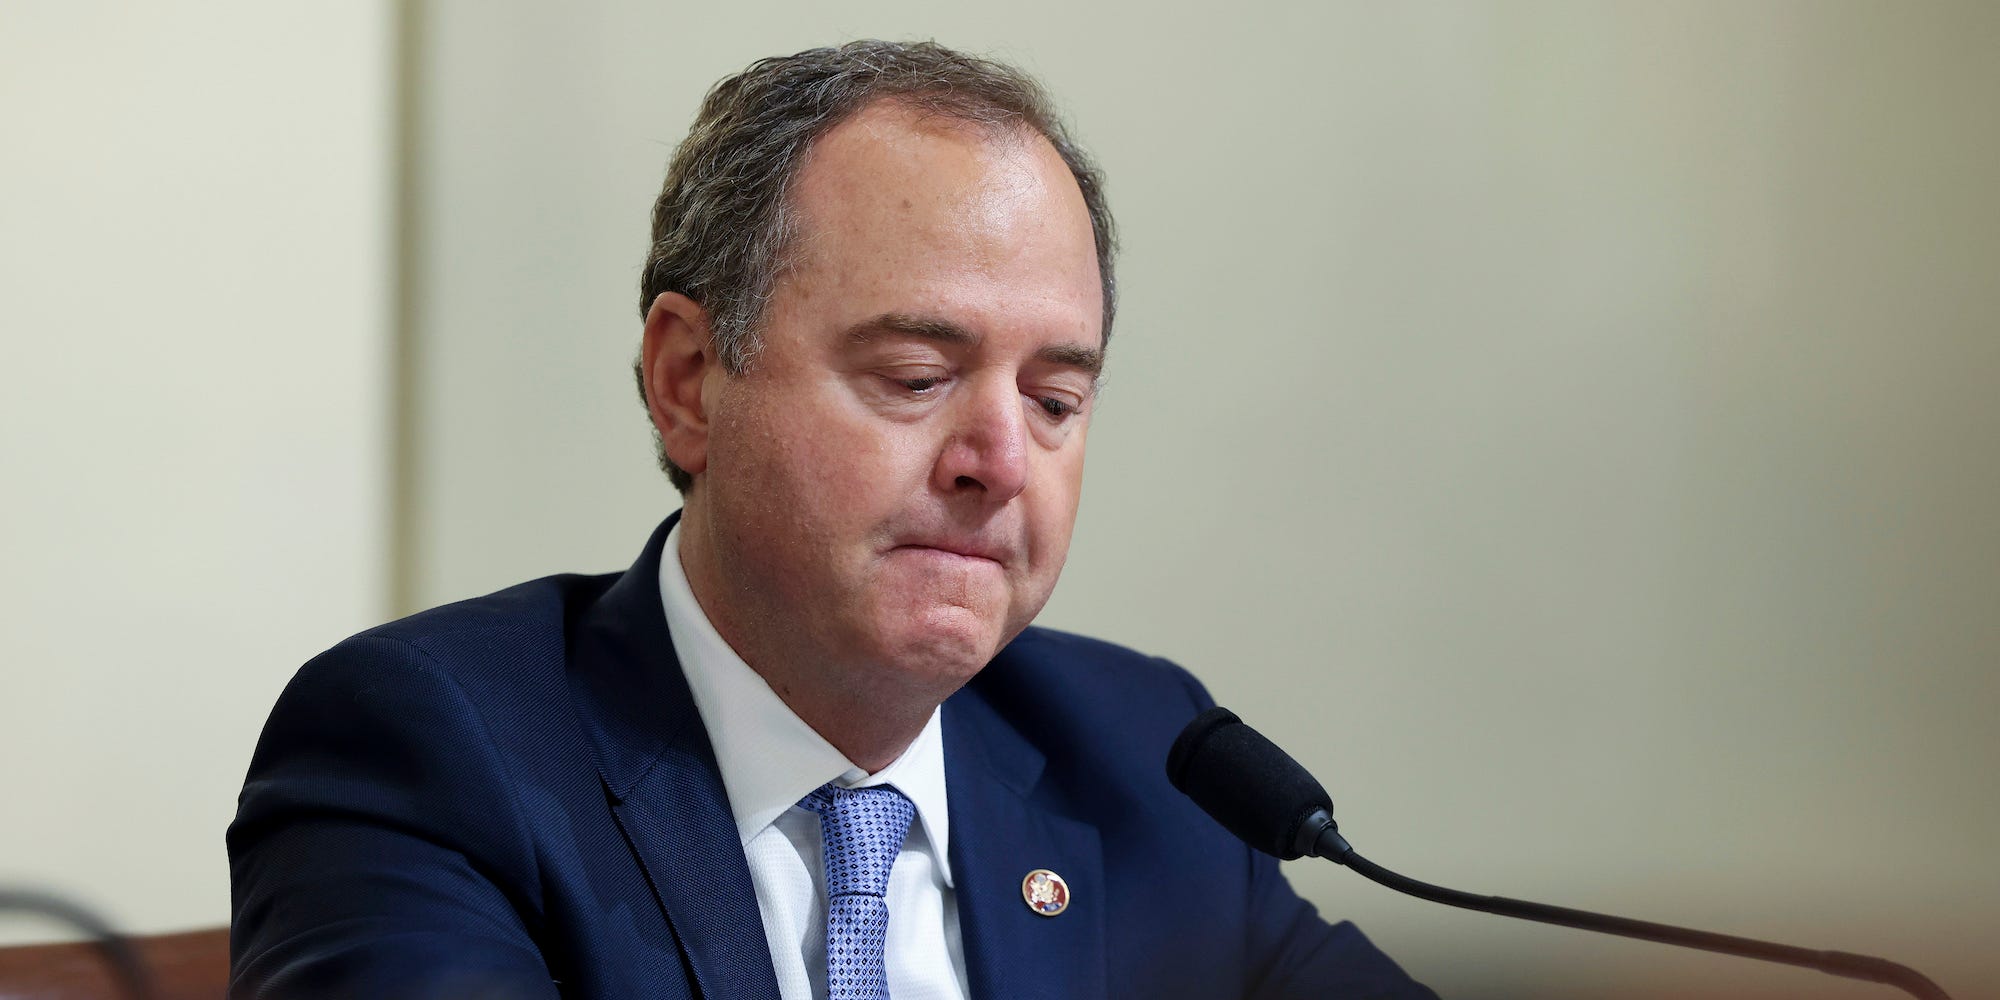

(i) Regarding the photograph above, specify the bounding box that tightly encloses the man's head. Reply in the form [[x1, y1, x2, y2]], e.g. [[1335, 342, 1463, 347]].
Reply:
[[636, 39, 1116, 491], [635, 42, 1114, 748]]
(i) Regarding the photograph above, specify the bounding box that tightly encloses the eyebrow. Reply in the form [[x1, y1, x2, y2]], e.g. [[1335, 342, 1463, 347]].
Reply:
[[843, 312, 1105, 379]]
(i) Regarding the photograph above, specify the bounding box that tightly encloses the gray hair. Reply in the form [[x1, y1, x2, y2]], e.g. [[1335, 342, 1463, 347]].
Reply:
[[636, 39, 1118, 491]]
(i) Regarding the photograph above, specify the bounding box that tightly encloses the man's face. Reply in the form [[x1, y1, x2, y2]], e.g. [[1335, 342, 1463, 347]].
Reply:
[[685, 101, 1103, 703]]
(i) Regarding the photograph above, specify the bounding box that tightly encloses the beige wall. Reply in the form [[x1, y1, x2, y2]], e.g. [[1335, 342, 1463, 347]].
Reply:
[[5, 2, 1995, 998], [0, 2, 395, 943]]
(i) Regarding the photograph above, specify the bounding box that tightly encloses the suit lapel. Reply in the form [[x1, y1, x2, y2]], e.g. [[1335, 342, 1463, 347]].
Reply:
[[610, 762, 777, 1000], [945, 683, 1106, 1000], [570, 515, 781, 1000]]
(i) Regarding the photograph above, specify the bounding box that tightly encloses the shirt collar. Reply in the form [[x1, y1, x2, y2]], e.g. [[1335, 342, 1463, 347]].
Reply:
[[657, 520, 953, 885]]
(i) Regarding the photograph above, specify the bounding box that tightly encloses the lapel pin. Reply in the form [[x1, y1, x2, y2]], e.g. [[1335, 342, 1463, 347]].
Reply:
[[1021, 868, 1070, 916]]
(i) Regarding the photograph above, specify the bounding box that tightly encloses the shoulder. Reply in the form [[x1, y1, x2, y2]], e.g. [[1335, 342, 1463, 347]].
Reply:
[[250, 571, 626, 789], [958, 633, 1438, 998], [237, 569, 633, 867], [306, 571, 617, 694], [259, 568, 621, 726], [358, 571, 615, 659]]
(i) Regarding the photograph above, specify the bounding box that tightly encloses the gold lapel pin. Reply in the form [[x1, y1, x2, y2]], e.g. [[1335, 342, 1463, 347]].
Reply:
[[1021, 868, 1070, 916]]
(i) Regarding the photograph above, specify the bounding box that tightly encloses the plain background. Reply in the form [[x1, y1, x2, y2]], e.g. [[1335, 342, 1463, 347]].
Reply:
[[4, 3, 1995, 998], [0, 0, 395, 956]]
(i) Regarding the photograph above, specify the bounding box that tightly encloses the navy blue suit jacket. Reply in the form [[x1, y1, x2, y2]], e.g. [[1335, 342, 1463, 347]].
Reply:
[[229, 518, 1434, 999]]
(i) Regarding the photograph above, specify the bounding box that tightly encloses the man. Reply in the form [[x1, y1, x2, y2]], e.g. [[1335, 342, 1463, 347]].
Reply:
[[229, 40, 1434, 999]]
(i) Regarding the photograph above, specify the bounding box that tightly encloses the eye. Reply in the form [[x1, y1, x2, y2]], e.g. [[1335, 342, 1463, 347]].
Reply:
[[899, 376, 946, 393], [1034, 395, 1081, 420]]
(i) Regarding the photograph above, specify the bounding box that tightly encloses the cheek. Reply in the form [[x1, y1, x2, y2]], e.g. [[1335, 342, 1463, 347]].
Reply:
[[706, 391, 829, 565], [718, 379, 839, 478], [717, 382, 932, 529], [781, 384, 939, 487], [1031, 439, 1088, 547]]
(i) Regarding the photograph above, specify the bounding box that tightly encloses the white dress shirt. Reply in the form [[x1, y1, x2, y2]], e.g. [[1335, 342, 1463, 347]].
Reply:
[[658, 522, 971, 1000]]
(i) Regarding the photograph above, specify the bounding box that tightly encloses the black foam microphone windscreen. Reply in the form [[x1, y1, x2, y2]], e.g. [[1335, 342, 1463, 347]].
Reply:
[[1166, 707, 1333, 860]]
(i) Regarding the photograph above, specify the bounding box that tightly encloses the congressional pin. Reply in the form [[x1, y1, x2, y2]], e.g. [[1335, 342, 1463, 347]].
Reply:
[[1021, 868, 1070, 916]]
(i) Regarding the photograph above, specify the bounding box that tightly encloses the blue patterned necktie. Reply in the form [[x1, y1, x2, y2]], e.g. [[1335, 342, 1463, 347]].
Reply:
[[798, 782, 916, 1000]]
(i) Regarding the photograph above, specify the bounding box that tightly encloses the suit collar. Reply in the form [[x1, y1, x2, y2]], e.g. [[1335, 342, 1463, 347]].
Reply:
[[570, 513, 686, 799], [568, 512, 781, 1000]]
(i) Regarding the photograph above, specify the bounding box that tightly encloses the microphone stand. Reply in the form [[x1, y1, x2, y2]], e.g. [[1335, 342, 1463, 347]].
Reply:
[[1307, 820, 1951, 1000]]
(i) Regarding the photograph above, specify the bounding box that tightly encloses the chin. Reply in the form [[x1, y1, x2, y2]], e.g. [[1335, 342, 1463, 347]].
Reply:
[[870, 607, 1006, 690]]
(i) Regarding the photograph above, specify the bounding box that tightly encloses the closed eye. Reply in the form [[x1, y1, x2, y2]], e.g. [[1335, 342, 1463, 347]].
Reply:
[[1032, 394, 1084, 420]]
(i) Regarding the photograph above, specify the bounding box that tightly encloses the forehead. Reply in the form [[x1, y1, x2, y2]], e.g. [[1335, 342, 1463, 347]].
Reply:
[[794, 101, 1040, 215], [774, 100, 1103, 338]]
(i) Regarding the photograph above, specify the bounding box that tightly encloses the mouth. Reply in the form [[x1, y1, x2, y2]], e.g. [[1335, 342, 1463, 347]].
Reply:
[[893, 539, 1009, 566]]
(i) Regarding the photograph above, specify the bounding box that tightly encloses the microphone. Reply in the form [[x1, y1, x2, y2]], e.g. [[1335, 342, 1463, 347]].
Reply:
[[1166, 707, 1953, 1000]]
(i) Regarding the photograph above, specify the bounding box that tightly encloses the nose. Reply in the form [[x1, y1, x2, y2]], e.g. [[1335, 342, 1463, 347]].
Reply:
[[931, 377, 1029, 503]]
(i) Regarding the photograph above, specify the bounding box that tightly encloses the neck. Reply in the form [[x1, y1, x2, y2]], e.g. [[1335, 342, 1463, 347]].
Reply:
[[752, 666, 935, 774]]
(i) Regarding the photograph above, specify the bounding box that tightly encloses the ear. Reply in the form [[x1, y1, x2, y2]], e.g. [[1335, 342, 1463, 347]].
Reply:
[[640, 291, 719, 479]]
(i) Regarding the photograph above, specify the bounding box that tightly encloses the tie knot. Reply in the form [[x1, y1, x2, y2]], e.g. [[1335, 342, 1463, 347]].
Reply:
[[799, 783, 915, 899]]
